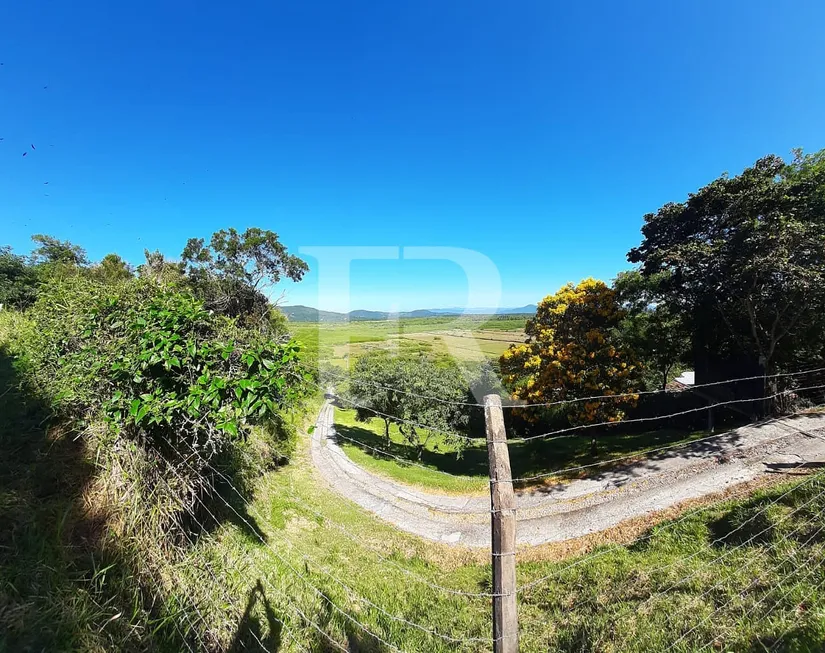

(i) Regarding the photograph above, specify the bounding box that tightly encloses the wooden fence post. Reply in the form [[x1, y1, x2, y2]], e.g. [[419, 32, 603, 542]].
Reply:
[[484, 393, 519, 653]]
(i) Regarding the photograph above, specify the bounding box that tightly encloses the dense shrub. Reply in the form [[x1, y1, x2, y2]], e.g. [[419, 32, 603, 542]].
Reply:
[[6, 276, 312, 538]]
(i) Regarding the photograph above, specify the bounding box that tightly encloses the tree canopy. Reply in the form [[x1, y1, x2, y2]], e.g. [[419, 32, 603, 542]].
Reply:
[[91, 253, 134, 284], [30, 234, 89, 266], [181, 228, 307, 330], [348, 351, 470, 457], [181, 227, 308, 290], [628, 150, 825, 373], [500, 278, 641, 432], [613, 269, 690, 390], [0, 246, 38, 308]]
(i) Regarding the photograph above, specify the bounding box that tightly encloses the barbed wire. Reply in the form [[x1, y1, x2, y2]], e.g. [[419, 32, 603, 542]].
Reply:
[[330, 428, 476, 481], [666, 499, 825, 651], [329, 390, 483, 442], [318, 431, 496, 516], [636, 470, 825, 615], [325, 381, 825, 509], [155, 458, 307, 653], [164, 452, 362, 652], [327, 382, 825, 489], [156, 408, 825, 650], [766, 563, 825, 651], [177, 441, 495, 648], [276, 475, 499, 598], [507, 384, 825, 456], [517, 453, 824, 594], [326, 361, 825, 412]]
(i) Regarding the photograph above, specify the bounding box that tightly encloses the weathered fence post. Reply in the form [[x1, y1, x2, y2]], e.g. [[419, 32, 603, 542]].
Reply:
[[484, 393, 519, 653]]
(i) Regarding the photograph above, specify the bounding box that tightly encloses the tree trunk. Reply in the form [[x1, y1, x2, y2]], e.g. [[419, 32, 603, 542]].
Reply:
[[590, 436, 597, 457], [384, 419, 391, 446]]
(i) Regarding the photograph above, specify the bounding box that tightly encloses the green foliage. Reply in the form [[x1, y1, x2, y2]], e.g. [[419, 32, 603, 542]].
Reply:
[[613, 269, 690, 390], [90, 253, 134, 284], [181, 227, 308, 332], [181, 226, 308, 289], [137, 248, 186, 285], [0, 313, 194, 652], [30, 233, 89, 266], [7, 276, 312, 537], [628, 149, 825, 372], [21, 278, 308, 446], [0, 245, 38, 308], [347, 350, 470, 456]]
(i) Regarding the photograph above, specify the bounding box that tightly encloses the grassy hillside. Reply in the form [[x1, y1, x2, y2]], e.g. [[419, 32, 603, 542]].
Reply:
[[5, 304, 825, 652], [4, 339, 825, 651]]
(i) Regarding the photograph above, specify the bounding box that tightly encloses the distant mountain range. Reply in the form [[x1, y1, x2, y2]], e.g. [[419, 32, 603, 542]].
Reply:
[[280, 304, 537, 323]]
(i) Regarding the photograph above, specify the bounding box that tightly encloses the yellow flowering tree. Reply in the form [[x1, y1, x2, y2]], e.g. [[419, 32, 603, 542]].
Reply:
[[500, 278, 641, 453]]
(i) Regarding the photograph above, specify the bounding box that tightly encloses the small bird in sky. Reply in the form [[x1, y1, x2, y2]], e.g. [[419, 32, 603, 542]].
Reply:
[[31, 144, 36, 150], [22, 152, 27, 157], [44, 181, 49, 185]]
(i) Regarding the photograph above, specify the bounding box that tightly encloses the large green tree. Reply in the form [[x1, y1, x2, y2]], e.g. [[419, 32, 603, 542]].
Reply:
[[181, 227, 308, 290], [613, 269, 690, 390], [348, 351, 469, 457], [628, 150, 825, 375], [181, 227, 307, 330], [30, 234, 89, 266]]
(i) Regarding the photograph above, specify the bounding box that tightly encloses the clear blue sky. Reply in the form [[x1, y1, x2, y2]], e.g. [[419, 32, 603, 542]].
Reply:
[[2, 1, 824, 312]]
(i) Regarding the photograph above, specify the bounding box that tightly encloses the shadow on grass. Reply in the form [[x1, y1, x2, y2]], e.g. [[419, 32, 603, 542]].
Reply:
[[196, 474, 269, 546], [228, 579, 284, 652], [0, 349, 197, 651], [0, 347, 272, 651], [746, 624, 825, 652], [308, 588, 390, 653]]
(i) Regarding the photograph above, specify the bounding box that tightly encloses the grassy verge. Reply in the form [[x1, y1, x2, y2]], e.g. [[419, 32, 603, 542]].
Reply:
[[168, 429, 825, 652], [0, 316, 189, 652], [333, 406, 714, 494], [4, 341, 825, 651]]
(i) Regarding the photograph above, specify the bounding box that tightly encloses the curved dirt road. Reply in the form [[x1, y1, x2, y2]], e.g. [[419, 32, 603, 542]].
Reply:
[[310, 399, 825, 548]]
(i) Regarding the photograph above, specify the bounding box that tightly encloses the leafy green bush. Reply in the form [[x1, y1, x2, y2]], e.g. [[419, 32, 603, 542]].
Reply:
[[7, 276, 312, 537]]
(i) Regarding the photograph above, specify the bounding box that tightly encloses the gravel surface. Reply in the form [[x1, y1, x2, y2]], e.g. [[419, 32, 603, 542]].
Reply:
[[309, 399, 825, 548]]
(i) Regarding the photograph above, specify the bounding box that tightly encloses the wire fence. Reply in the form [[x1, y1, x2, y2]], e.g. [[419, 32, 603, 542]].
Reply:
[[142, 364, 825, 651]]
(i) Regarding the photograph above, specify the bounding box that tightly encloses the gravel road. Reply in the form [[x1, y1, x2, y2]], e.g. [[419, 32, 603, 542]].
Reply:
[[309, 399, 825, 548]]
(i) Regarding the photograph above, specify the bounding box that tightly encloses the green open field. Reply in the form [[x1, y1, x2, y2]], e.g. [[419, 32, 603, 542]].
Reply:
[[290, 315, 528, 368]]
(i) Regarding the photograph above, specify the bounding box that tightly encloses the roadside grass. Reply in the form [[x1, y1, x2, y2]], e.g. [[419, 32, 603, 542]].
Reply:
[[4, 348, 825, 652], [333, 407, 715, 494], [0, 320, 188, 652], [171, 430, 825, 652]]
